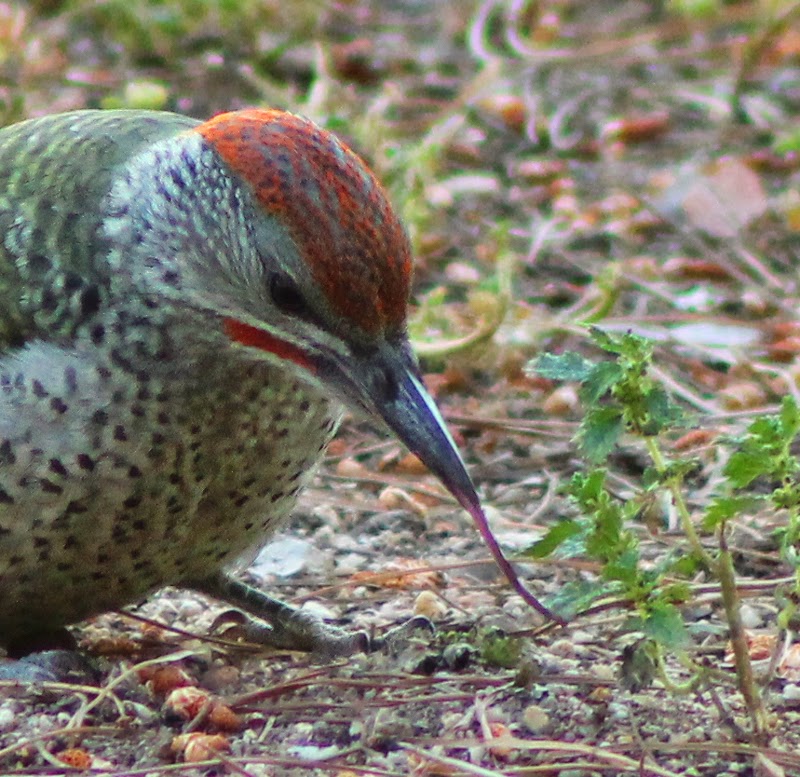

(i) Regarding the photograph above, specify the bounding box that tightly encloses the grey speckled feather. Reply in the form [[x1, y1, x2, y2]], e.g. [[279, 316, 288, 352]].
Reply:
[[0, 111, 198, 349]]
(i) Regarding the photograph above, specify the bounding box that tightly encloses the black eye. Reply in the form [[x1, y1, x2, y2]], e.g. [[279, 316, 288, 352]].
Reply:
[[269, 274, 307, 316]]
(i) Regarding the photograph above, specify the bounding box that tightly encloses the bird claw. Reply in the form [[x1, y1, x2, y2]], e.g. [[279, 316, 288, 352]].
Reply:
[[196, 574, 435, 661], [235, 611, 435, 661], [365, 614, 435, 656], [236, 610, 370, 660]]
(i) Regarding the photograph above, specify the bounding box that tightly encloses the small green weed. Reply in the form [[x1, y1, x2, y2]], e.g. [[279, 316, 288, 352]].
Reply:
[[529, 327, 798, 737]]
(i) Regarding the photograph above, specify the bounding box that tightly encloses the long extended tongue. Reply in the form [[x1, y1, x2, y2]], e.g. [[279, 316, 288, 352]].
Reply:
[[449, 481, 564, 624], [380, 370, 564, 625]]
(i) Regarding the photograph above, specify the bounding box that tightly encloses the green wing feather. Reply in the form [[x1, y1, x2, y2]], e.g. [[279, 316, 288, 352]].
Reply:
[[0, 110, 199, 352]]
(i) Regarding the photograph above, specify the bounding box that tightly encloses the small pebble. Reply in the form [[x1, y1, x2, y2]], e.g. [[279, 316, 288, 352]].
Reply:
[[413, 591, 447, 620], [548, 638, 577, 657], [782, 683, 800, 703], [543, 385, 579, 415], [201, 665, 240, 692], [739, 603, 762, 629], [0, 706, 16, 730], [592, 663, 616, 681], [522, 704, 550, 733]]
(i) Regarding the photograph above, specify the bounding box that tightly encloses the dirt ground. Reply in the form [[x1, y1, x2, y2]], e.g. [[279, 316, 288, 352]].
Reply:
[[1, 1, 800, 775]]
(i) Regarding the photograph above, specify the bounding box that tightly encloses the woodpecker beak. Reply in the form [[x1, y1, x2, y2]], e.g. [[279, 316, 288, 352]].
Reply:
[[359, 347, 563, 624], [378, 366, 474, 509]]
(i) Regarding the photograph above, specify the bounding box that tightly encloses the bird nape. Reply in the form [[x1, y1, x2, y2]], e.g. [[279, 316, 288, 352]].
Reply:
[[0, 108, 558, 665]]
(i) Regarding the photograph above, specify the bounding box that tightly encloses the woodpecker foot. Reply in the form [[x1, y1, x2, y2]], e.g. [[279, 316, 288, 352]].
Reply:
[[232, 611, 370, 659], [366, 615, 435, 656], [237, 612, 435, 660], [194, 573, 435, 660]]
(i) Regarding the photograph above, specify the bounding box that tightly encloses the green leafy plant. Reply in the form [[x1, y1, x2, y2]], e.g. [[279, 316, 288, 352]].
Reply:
[[528, 327, 798, 737]]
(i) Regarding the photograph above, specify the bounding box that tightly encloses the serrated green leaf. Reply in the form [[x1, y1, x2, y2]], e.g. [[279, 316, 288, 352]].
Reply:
[[773, 483, 800, 510], [580, 361, 622, 404], [618, 331, 653, 363], [543, 578, 610, 618], [531, 352, 594, 382], [587, 326, 620, 353], [643, 386, 682, 433], [660, 582, 692, 604], [642, 601, 689, 648], [554, 531, 589, 559], [780, 395, 800, 438], [703, 494, 761, 530], [746, 417, 781, 449], [579, 406, 624, 461], [724, 450, 771, 488], [602, 546, 641, 584], [585, 501, 625, 560], [525, 519, 583, 559], [588, 327, 652, 361], [660, 458, 702, 481], [568, 469, 607, 504], [669, 554, 703, 577], [642, 466, 662, 489]]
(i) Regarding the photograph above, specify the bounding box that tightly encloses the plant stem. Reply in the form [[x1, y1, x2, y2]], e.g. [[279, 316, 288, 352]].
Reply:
[[653, 643, 702, 694], [644, 436, 714, 568], [716, 529, 768, 739]]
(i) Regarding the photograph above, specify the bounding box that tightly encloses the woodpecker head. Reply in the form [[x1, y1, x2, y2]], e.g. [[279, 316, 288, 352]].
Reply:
[[190, 110, 478, 525], [106, 108, 557, 621]]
